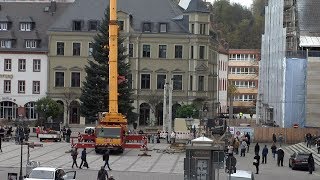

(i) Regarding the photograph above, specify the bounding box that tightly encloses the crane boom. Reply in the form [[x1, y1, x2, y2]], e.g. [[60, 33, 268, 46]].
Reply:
[[109, 0, 118, 113]]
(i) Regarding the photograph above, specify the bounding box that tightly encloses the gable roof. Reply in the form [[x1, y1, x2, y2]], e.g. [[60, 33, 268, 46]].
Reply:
[[185, 0, 210, 13], [0, 2, 70, 52], [49, 0, 188, 33]]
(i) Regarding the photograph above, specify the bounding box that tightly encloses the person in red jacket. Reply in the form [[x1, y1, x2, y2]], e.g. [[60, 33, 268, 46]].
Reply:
[[35, 126, 41, 138]]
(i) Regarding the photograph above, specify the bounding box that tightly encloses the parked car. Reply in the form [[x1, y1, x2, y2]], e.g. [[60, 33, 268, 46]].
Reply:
[[25, 167, 76, 180], [230, 170, 255, 180], [289, 152, 315, 170]]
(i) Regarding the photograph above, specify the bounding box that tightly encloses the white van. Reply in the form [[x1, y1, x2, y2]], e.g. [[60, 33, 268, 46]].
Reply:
[[230, 170, 255, 180]]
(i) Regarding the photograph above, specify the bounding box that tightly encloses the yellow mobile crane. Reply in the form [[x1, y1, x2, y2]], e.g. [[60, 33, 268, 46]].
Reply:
[[72, 0, 147, 153]]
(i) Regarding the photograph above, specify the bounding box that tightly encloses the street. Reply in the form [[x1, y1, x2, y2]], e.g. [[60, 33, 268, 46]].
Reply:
[[0, 138, 319, 180]]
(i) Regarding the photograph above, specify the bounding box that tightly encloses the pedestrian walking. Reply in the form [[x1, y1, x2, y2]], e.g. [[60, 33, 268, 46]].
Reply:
[[254, 143, 260, 155], [234, 138, 240, 155], [240, 140, 247, 157], [316, 139, 320, 154], [277, 147, 284, 167], [253, 153, 260, 174], [71, 148, 78, 168], [97, 166, 109, 180], [262, 145, 268, 164], [227, 144, 234, 156], [278, 133, 284, 147], [66, 128, 72, 143], [36, 126, 41, 138], [79, 148, 89, 169], [0, 136, 2, 152], [306, 133, 312, 148], [272, 133, 277, 143], [170, 131, 176, 144], [271, 143, 277, 159], [245, 133, 251, 153], [308, 153, 315, 174], [62, 126, 66, 141], [103, 150, 112, 170]]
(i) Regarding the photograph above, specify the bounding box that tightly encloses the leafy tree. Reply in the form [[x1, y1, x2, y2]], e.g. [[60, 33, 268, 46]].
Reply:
[[35, 97, 63, 125], [176, 104, 197, 118], [80, 8, 135, 124], [211, 0, 266, 49]]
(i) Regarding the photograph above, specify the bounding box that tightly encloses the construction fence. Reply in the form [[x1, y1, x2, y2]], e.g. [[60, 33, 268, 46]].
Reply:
[[253, 127, 320, 144]]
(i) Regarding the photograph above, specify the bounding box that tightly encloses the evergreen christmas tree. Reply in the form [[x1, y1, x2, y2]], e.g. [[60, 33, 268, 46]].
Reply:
[[80, 8, 135, 124]]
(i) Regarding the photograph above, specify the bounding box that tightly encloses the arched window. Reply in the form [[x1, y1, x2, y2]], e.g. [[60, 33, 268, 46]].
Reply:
[[139, 103, 150, 126], [25, 102, 37, 120], [0, 101, 18, 120]]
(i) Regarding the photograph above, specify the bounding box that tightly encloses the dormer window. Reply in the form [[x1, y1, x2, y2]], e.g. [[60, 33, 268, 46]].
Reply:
[[0, 23, 8, 31], [26, 40, 37, 48], [88, 20, 98, 31], [159, 23, 167, 33], [73, 20, 82, 31], [118, 21, 124, 31], [143, 22, 152, 32], [200, 24, 206, 35], [0, 40, 12, 48], [20, 23, 31, 31]]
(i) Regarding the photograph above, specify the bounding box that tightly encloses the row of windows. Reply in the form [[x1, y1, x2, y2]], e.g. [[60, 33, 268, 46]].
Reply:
[[54, 72, 81, 87], [3, 80, 40, 94], [233, 94, 256, 101], [229, 67, 257, 74], [232, 81, 257, 88], [190, 23, 207, 35], [0, 22, 33, 32], [229, 54, 256, 61], [56, 42, 92, 56], [140, 74, 205, 91], [0, 40, 39, 49], [128, 44, 206, 59], [3, 59, 41, 72], [56, 41, 207, 60]]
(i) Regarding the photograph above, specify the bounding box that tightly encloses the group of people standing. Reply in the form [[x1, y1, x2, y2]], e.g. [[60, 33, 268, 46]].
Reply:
[[70, 148, 114, 180]]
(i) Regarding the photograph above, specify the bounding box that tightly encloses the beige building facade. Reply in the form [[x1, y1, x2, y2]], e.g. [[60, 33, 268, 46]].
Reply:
[[228, 49, 260, 116], [47, 0, 219, 125]]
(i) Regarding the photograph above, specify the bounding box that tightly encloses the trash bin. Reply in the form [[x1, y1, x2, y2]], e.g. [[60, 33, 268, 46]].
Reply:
[[26, 161, 40, 175]]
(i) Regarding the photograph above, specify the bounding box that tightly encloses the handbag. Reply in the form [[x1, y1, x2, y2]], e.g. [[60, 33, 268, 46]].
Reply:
[[253, 159, 257, 165]]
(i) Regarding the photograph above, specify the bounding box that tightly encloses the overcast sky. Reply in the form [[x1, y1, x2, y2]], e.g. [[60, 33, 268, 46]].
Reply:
[[179, 0, 253, 9]]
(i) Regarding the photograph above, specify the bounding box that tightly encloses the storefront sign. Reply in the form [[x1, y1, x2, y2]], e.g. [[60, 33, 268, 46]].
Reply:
[[0, 74, 13, 79], [1, 97, 13, 101]]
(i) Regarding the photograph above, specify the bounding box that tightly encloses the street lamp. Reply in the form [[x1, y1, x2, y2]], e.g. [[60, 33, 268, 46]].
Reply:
[[18, 114, 24, 180]]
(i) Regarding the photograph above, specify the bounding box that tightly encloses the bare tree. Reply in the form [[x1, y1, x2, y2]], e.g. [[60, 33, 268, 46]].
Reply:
[[145, 91, 163, 126], [62, 88, 78, 127]]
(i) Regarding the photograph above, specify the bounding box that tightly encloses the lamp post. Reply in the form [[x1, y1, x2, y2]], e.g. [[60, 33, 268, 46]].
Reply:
[[18, 114, 24, 180]]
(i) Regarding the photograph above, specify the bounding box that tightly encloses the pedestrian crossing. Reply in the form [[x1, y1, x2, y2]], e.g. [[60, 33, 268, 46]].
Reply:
[[284, 142, 320, 166]]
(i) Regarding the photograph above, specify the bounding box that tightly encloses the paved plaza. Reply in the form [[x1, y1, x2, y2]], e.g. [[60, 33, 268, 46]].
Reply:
[[0, 138, 319, 180]]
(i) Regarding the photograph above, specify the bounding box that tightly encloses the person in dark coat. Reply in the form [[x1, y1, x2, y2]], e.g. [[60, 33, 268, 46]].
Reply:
[[245, 133, 251, 153], [253, 153, 260, 174], [262, 145, 268, 164], [103, 150, 112, 170], [254, 143, 260, 155], [271, 143, 277, 159], [97, 166, 109, 180], [277, 147, 284, 167], [308, 153, 315, 174], [71, 148, 78, 168], [79, 148, 89, 169], [272, 133, 277, 143], [66, 128, 72, 143]]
